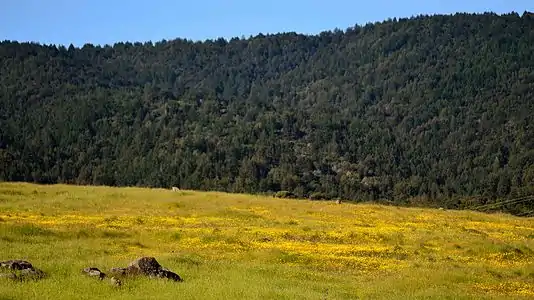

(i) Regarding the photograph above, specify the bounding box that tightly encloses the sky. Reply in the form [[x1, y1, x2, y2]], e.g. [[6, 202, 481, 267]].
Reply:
[[1, 0, 532, 47]]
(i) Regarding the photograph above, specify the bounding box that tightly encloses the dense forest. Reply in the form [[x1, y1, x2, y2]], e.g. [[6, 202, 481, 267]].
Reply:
[[1, 11, 534, 213]]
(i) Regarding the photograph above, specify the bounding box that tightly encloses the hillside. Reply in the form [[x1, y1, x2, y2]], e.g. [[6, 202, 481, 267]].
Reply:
[[1, 182, 534, 299], [1, 11, 534, 211]]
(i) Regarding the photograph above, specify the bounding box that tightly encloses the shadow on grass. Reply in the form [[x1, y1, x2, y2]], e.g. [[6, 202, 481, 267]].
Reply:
[[170, 254, 204, 267], [1, 223, 56, 237]]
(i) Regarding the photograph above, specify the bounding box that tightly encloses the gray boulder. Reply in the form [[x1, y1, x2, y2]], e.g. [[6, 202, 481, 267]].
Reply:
[[109, 266, 140, 277], [82, 267, 106, 280], [159, 269, 183, 282], [19, 268, 46, 280], [109, 267, 128, 277], [128, 257, 162, 276], [0, 260, 33, 270], [110, 257, 183, 282], [0, 260, 46, 281]]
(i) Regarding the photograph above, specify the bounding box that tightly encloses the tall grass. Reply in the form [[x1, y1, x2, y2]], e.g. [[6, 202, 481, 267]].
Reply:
[[1, 182, 534, 299]]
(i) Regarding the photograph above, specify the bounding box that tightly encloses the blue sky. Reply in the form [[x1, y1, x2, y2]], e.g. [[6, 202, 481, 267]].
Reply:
[[1, 0, 532, 46]]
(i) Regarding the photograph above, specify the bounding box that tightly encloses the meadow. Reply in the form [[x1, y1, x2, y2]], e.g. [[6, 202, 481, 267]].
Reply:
[[1, 182, 534, 299]]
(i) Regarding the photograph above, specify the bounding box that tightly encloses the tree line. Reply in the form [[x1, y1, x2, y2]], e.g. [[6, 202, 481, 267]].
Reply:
[[1, 11, 534, 214]]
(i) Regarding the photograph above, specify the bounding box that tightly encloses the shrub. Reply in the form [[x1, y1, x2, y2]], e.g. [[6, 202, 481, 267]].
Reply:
[[309, 192, 328, 200], [274, 191, 295, 198]]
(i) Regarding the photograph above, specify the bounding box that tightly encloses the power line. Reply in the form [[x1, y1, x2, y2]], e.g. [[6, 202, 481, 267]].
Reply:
[[470, 195, 534, 211], [516, 210, 534, 217]]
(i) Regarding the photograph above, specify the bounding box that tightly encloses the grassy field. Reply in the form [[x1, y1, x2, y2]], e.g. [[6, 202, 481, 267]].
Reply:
[[1, 182, 534, 299]]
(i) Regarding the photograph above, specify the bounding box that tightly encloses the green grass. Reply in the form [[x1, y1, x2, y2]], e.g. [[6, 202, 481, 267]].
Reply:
[[1, 182, 534, 299]]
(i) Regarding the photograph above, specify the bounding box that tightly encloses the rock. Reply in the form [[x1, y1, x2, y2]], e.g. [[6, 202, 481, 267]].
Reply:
[[0, 260, 46, 281], [128, 257, 162, 276], [110, 276, 122, 287], [158, 269, 183, 282], [19, 268, 46, 280], [82, 267, 106, 280], [109, 267, 127, 277], [0, 260, 33, 270], [109, 266, 140, 277], [110, 257, 183, 282]]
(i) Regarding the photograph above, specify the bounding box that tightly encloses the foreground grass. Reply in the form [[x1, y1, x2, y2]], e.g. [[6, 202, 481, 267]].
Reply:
[[0, 183, 534, 299]]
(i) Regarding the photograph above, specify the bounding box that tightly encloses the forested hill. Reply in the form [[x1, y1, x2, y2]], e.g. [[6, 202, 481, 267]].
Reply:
[[1, 12, 534, 211]]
